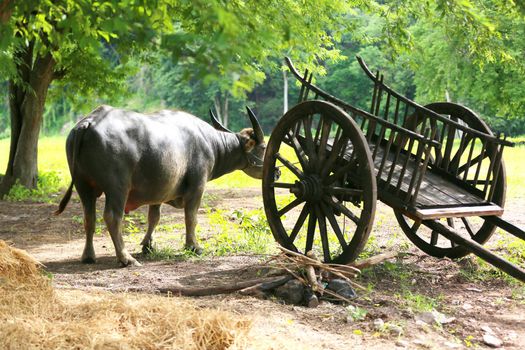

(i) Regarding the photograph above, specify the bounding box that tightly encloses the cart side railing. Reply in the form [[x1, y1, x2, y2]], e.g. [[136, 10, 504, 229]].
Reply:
[[356, 57, 514, 204], [285, 57, 439, 208]]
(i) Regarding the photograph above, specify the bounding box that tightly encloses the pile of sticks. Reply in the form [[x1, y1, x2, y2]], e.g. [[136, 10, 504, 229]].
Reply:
[[252, 247, 363, 306], [159, 248, 397, 306]]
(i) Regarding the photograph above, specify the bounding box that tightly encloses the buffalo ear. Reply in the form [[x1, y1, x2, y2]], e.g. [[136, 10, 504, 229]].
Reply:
[[209, 109, 233, 133], [246, 106, 264, 142]]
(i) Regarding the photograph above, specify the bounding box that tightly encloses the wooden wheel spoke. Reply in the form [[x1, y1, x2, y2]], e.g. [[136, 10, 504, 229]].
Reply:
[[272, 182, 296, 189], [317, 116, 332, 162], [321, 134, 348, 178], [288, 204, 309, 244], [461, 217, 476, 238], [450, 136, 473, 172], [323, 195, 360, 224], [447, 218, 455, 229], [305, 206, 317, 253], [325, 159, 358, 185], [315, 205, 331, 262], [278, 197, 304, 217], [289, 204, 309, 244], [276, 153, 303, 179], [411, 221, 421, 232], [302, 116, 319, 167], [430, 230, 439, 246], [321, 203, 347, 249], [285, 132, 310, 171]]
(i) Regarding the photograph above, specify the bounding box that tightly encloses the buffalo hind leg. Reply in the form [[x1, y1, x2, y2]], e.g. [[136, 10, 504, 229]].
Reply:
[[103, 193, 141, 267], [141, 204, 161, 254], [184, 191, 204, 255], [77, 181, 97, 264]]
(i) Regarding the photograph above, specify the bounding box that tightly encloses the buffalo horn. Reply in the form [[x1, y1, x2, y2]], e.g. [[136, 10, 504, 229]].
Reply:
[[246, 106, 264, 142], [209, 109, 232, 133]]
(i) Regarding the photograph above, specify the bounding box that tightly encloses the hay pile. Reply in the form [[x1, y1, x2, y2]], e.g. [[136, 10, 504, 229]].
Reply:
[[0, 240, 251, 349]]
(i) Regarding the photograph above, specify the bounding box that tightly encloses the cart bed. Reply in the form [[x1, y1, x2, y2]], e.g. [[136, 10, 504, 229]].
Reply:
[[372, 146, 504, 219]]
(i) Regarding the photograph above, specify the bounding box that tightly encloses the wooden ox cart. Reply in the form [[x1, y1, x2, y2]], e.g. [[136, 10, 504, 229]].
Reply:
[[261, 57, 525, 282]]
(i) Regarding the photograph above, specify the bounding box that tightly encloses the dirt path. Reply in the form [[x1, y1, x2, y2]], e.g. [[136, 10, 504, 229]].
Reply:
[[1, 188, 524, 349]]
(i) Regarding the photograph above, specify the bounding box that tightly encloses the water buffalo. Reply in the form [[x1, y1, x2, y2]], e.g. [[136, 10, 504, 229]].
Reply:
[[55, 105, 265, 266]]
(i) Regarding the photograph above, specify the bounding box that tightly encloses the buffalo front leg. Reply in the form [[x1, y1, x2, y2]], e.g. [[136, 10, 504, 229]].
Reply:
[[103, 195, 141, 267], [184, 194, 203, 255], [141, 204, 161, 254]]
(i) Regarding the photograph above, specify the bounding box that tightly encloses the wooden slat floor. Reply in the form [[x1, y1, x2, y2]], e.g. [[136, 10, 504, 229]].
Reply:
[[370, 143, 503, 219]]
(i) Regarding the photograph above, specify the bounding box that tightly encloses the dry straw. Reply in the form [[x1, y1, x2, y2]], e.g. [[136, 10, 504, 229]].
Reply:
[[0, 240, 251, 349]]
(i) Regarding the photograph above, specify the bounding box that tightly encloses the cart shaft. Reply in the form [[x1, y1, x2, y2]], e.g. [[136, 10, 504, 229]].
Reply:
[[423, 219, 525, 282], [483, 215, 525, 241]]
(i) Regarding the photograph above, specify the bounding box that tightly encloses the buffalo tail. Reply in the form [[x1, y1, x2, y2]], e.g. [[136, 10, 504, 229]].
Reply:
[[54, 122, 90, 215]]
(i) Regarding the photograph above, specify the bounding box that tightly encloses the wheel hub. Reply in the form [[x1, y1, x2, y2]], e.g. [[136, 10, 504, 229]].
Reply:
[[291, 175, 323, 202]]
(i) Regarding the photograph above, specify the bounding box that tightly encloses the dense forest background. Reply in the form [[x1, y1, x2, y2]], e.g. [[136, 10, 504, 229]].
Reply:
[[1, 4, 524, 139]]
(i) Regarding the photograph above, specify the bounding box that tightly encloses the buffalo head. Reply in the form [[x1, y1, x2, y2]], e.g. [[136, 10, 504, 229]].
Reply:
[[210, 107, 266, 179]]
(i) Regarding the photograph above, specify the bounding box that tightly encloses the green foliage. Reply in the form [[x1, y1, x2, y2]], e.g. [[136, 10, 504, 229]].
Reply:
[[204, 208, 276, 256], [1, 0, 524, 138], [346, 305, 368, 321], [401, 291, 441, 312], [142, 246, 199, 261], [407, 2, 525, 135], [0, 0, 168, 96], [357, 235, 382, 260], [5, 171, 62, 202]]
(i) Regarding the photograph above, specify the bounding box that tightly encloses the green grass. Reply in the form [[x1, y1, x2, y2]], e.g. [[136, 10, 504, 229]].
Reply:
[[204, 207, 277, 256], [0, 136, 70, 184]]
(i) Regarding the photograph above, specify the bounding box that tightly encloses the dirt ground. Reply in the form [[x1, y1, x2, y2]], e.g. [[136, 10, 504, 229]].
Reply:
[[1, 187, 524, 349]]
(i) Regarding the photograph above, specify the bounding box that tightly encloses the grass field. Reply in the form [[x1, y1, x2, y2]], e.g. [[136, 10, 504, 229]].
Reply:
[[1, 135, 524, 197]]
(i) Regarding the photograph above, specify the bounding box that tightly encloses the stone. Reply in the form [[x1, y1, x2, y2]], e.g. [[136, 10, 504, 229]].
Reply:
[[326, 279, 357, 299], [373, 318, 385, 331], [416, 310, 455, 325], [443, 341, 462, 349], [412, 339, 431, 348], [395, 339, 409, 348], [387, 324, 403, 336], [304, 288, 319, 308], [462, 303, 473, 311], [483, 333, 503, 348], [274, 279, 304, 305], [481, 325, 493, 333]]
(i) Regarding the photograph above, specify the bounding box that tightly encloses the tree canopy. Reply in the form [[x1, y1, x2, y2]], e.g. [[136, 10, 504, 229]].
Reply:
[[0, 0, 524, 194]]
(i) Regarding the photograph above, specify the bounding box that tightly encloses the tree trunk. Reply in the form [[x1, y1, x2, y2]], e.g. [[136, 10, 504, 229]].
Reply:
[[0, 49, 55, 196], [0, 0, 14, 23]]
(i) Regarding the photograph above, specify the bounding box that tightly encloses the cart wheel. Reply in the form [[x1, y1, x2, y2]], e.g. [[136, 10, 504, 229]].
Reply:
[[262, 100, 377, 264], [394, 102, 506, 258]]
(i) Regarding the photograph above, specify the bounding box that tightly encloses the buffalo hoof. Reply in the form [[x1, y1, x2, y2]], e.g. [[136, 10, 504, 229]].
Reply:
[[81, 256, 96, 264], [185, 245, 203, 255], [119, 257, 142, 267], [142, 244, 154, 255]]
